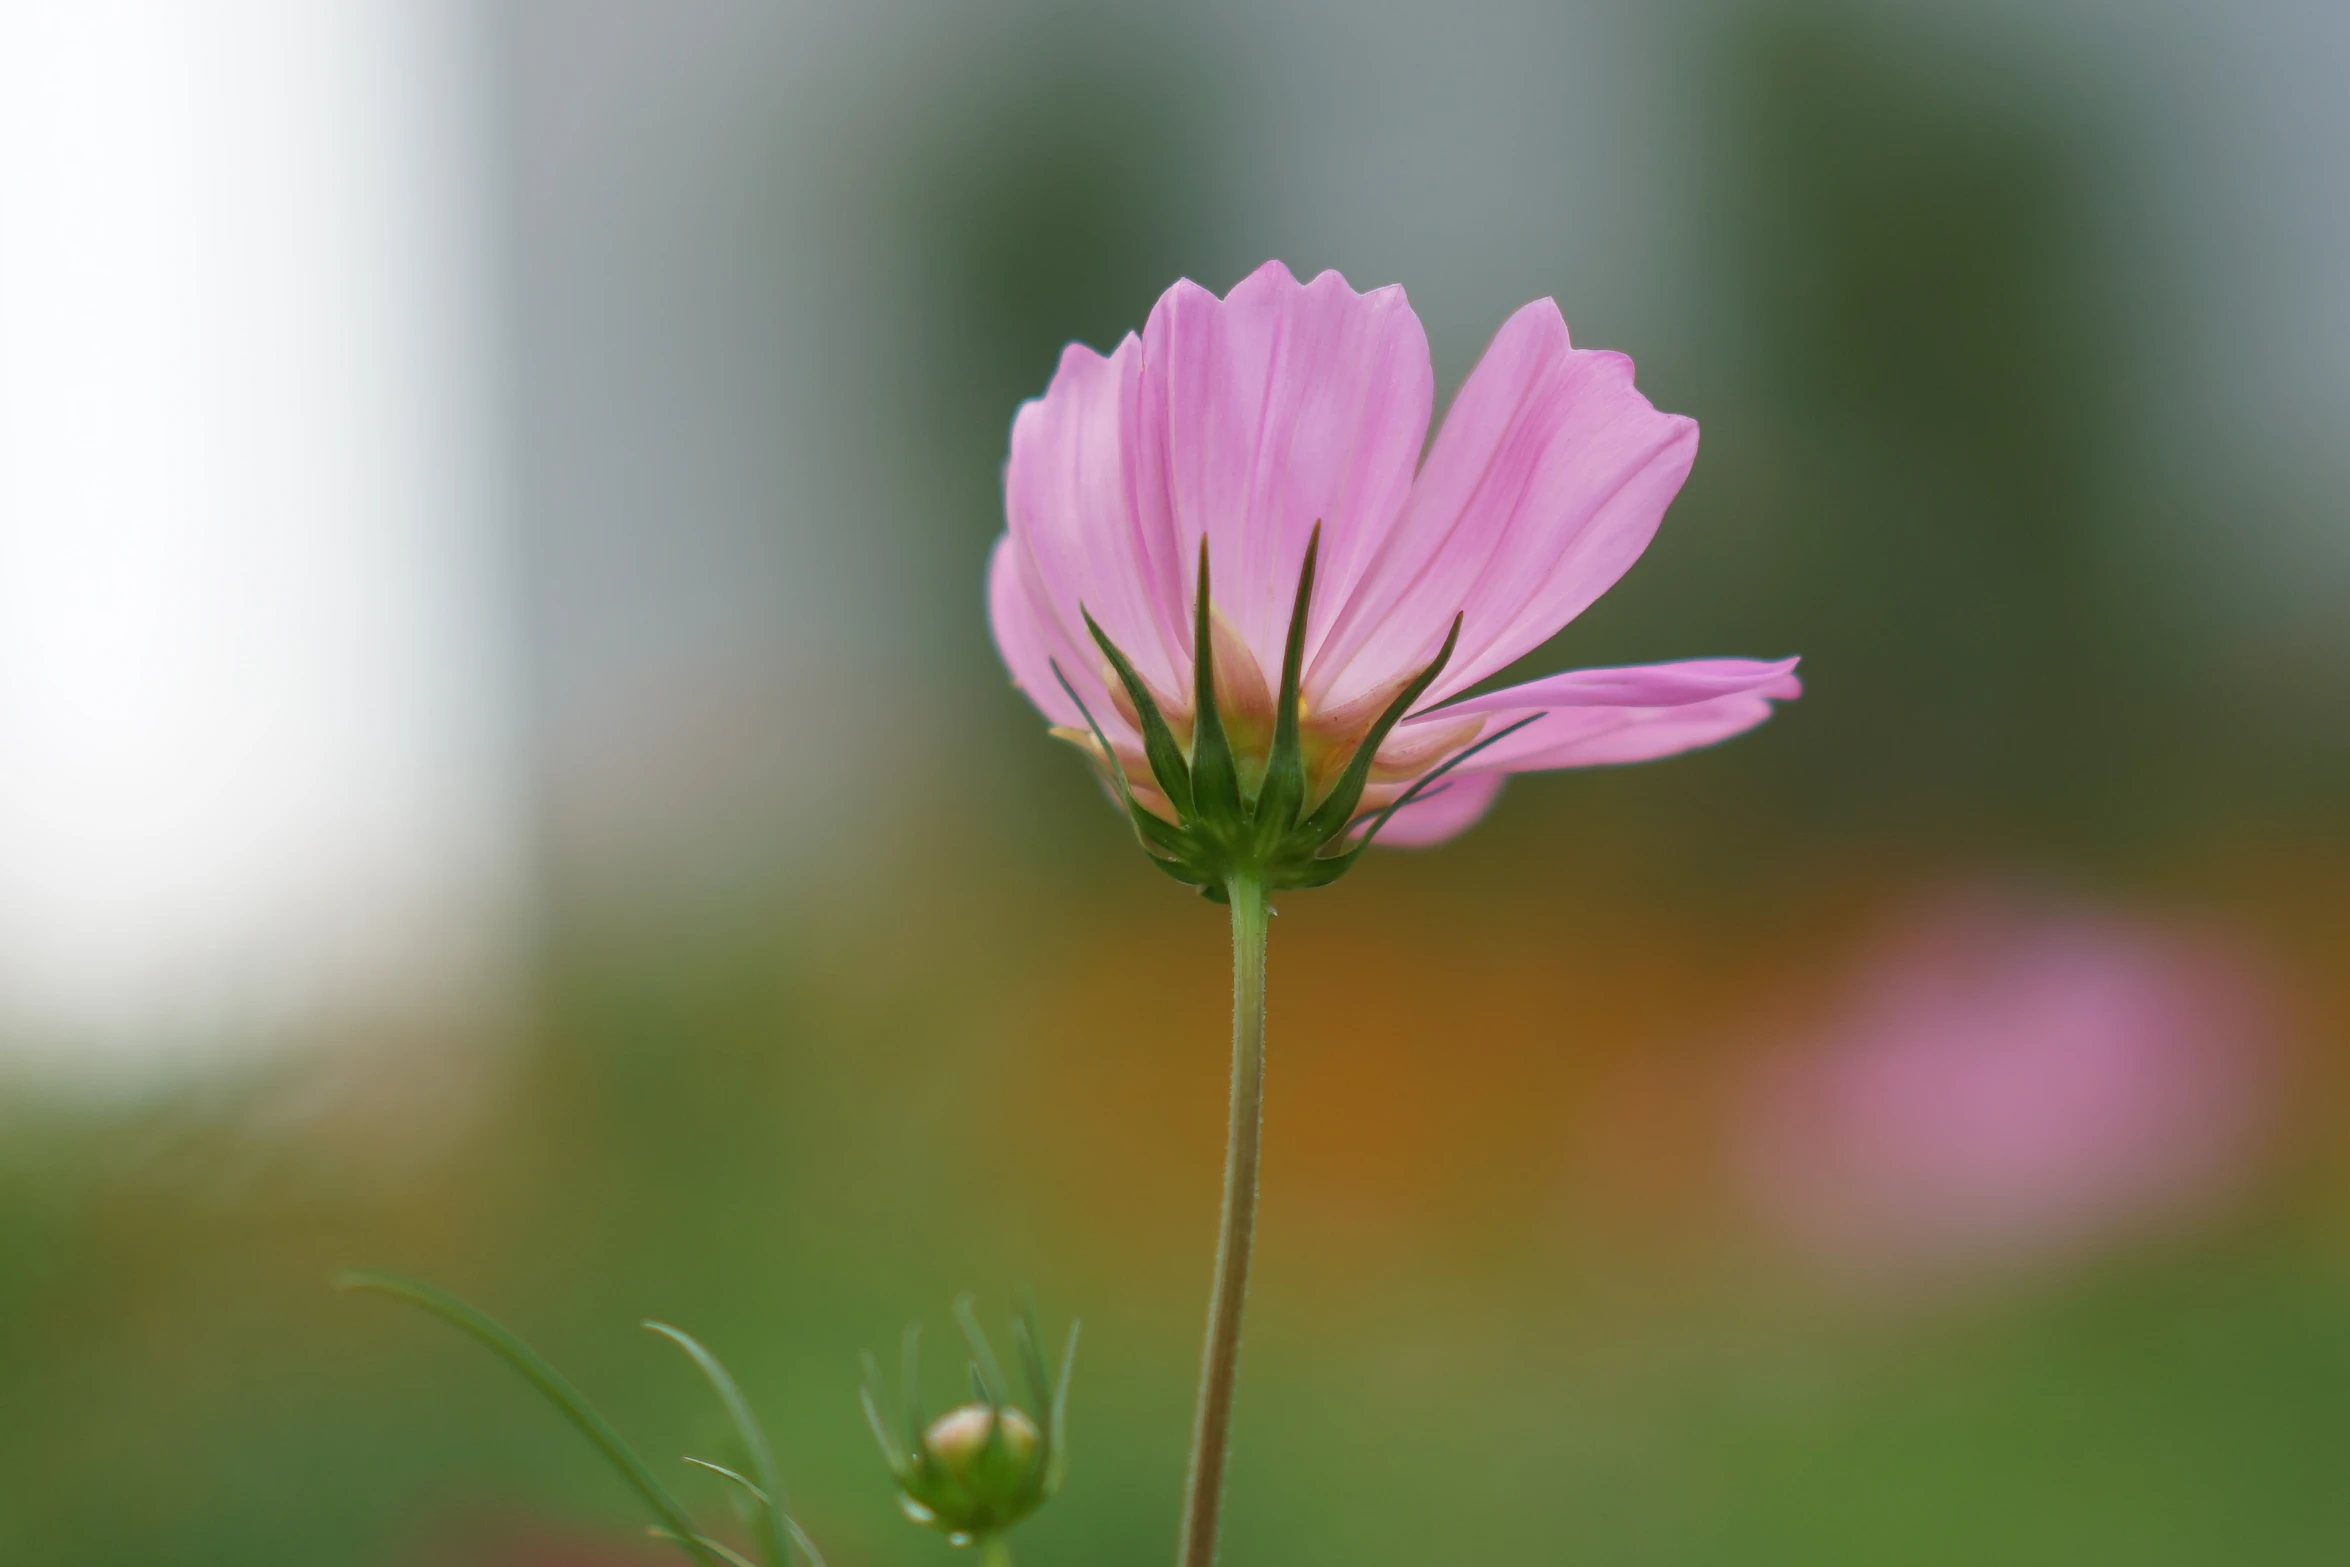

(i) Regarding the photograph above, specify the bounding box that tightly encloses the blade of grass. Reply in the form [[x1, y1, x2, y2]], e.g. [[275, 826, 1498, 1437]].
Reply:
[[785, 1516, 831, 1567], [684, 1456, 769, 1506], [650, 1527, 760, 1567], [335, 1269, 726, 1567], [645, 1322, 793, 1567]]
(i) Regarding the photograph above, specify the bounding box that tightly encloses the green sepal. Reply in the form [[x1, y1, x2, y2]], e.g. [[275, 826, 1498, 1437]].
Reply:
[[1251, 522, 1320, 852], [1142, 847, 1220, 892], [898, 1325, 924, 1475], [1124, 799, 1195, 861], [1185, 539, 1243, 826], [1052, 658, 1200, 882], [1011, 1301, 1079, 1498], [1298, 612, 1463, 842], [1043, 539, 1521, 898], [1348, 711, 1544, 852], [1046, 1318, 1079, 1495], [1050, 661, 1146, 818], [859, 1353, 910, 1480], [1011, 1304, 1051, 1431], [1082, 607, 1195, 821], [1269, 845, 1360, 890]]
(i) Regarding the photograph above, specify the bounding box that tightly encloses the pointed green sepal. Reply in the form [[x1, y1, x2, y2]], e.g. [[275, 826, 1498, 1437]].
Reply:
[[1271, 845, 1361, 890], [1124, 798, 1196, 861], [1011, 1303, 1051, 1423], [1050, 658, 1199, 878], [1046, 1319, 1079, 1495], [1185, 539, 1243, 825], [860, 1381, 902, 1475], [1299, 612, 1463, 842], [1142, 845, 1222, 892], [1082, 607, 1195, 820], [898, 1325, 924, 1476], [1251, 522, 1320, 850], [1348, 710, 1544, 852], [1036, 532, 1513, 897]]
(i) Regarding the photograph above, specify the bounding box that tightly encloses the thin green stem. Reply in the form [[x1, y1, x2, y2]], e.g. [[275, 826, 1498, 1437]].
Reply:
[[979, 1535, 1015, 1567], [1176, 873, 1271, 1567]]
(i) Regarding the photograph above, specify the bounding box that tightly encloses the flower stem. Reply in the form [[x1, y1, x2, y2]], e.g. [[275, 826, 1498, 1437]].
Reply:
[[979, 1536, 1014, 1567], [1177, 873, 1271, 1567]]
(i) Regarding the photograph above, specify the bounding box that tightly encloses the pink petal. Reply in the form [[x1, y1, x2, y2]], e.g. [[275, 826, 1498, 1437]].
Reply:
[[1310, 299, 1698, 710], [1362, 770, 1506, 847], [1001, 334, 1186, 723], [1439, 656, 1804, 715], [1138, 261, 1434, 678], [987, 532, 1083, 728], [1403, 656, 1801, 774]]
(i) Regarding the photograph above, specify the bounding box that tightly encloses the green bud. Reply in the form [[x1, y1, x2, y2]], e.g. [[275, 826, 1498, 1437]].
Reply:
[[899, 1403, 1047, 1541], [862, 1298, 1078, 1551]]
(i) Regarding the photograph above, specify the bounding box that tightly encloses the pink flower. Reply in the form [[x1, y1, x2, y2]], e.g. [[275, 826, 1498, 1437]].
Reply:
[[1735, 889, 2283, 1290], [986, 261, 1798, 890]]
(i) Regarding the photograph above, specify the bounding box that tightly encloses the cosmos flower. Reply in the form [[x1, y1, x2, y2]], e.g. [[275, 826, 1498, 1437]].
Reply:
[[986, 261, 1798, 892], [1736, 887, 2283, 1290]]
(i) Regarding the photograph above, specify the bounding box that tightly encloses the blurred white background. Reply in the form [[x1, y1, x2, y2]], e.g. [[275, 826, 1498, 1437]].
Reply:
[[0, 1, 520, 1070]]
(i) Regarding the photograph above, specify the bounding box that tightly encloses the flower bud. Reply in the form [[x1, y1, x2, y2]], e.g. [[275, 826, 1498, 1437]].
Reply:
[[925, 1402, 1041, 1472], [898, 1402, 1048, 1541], [863, 1299, 1078, 1550]]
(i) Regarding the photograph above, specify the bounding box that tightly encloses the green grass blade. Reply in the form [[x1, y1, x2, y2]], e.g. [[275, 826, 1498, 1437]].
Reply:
[[645, 1321, 793, 1567], [785, 1517, 831, 1567], [650, 1526, 761, 1567], [684, 1455, 769, 1506], [335, 1269, 727, 1567]]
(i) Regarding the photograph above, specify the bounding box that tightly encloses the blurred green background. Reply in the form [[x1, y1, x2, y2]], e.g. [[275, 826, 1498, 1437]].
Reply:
[[4, 1, 2348, 1564]]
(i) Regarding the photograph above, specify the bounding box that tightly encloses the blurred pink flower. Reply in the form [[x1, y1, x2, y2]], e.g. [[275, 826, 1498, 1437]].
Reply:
[[390, 1515, 667, 1567], [987, 260, 1799, 848], [1736, 889, 2282, 1289]]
